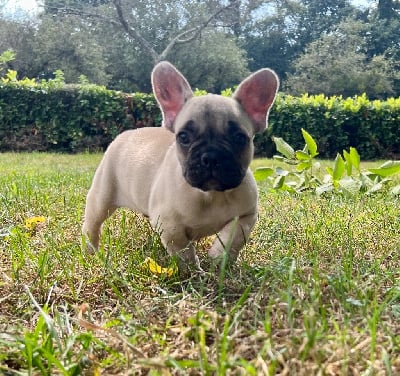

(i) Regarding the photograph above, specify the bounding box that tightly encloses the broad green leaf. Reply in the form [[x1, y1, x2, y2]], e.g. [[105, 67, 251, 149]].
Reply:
[[283, 158, 300, 166], [366, 182, 383, 195], [333, 154, 345, 181], [272, 137, 295, 159], [295, 150, 310, 160], [316, 183, 334, 196], [349, 147, 360, 171], [322, 173, 332, 184], [343, 149, 350, 162], [380, 160, 398, 168], [296, 160, 312, 172], [360, 172, 374, 187], [391, 185, 400, 196], [310, 176, 322, 185], [301, 128, 318, 157], [326, 167, 333, 177], [280, 184, 297, 193], [342, 150, 353, 176], [339, 178, 362, 195], [273, 175, 285, 189], [368, 161, 400, 177], [345, 162, 352, 177], [295, 175, 306, 189], [253, 167, 274, 182], [275, 167, 289, 176], [380, 177, 392, 185]]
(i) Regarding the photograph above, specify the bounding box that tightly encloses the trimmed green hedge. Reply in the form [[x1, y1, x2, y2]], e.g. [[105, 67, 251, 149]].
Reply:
[[0, 81, 160, 152], [257, 94, 400, 160], [0, 81, 399, 159]]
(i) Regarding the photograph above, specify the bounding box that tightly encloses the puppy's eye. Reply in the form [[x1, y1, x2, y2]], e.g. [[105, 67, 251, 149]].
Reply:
[[177, 131, 191, 146], [234, 132, 248, 147]]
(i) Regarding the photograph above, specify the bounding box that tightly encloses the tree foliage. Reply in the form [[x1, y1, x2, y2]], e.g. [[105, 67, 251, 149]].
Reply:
[[173, 32, 249, 93], [0, 50, 15, 74], [33, 15, 110, 84], [285, 19, 396, 98], [0, 0, 399, 96]]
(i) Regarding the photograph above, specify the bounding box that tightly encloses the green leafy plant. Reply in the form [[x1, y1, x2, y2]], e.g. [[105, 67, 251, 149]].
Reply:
[[255, 93, 400, 160], [220, 87, 234, 97], [0, 50, 16, 74], [10, 287, 102, 375], [254, 129, 400, 195], [194, 88, 208, 96], [1, 69, 37, 86]]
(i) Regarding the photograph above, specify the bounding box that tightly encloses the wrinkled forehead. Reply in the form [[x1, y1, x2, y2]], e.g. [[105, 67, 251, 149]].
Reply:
[[174, 94, 253, 134]]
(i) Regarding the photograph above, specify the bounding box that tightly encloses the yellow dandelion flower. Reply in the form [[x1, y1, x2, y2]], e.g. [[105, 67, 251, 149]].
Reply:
[[142, 257, 177, 277], [24, 216, 46, 231]]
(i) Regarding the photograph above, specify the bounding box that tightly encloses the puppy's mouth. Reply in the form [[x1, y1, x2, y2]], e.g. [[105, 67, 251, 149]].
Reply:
[[184, 150, 246, 192]]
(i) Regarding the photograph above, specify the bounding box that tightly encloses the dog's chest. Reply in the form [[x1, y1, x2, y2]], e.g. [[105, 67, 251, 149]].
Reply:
[[181, 192, 253, 239]]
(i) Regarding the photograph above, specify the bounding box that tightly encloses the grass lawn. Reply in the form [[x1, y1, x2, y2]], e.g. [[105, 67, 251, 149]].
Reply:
[[0, 152, 399, 375]]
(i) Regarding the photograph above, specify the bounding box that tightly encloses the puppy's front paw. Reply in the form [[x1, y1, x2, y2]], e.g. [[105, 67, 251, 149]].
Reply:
[[178, 253, 203, 270], [81, 236, 97, 254], [176, 255, 206, 278], [169, 243, 203, 272], [208, 245, 224, 260], [208, 244, 238, 266]]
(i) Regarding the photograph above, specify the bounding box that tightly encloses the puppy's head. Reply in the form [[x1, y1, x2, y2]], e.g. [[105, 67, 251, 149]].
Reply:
[[152, 62, 279, 192]]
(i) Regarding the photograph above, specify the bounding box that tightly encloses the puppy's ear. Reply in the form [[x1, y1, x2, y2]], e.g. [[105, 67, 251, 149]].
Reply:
[[234, 69, 279, 133], [152, 61, 193, 131]]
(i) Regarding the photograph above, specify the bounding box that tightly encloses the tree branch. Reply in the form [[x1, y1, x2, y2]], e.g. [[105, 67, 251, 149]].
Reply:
[[112, 0, 159, 63], [43, 3, 120, 27], [158, 0, 240, 61], [43, 0, 241, 64]]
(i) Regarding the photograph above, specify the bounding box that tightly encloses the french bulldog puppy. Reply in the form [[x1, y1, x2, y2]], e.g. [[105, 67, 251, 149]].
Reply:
[[83, 61, 279, 268]]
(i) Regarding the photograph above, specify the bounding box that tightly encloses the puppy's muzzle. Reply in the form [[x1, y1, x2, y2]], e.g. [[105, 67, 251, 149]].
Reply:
[[185, 148, 245, 192], [200, 151, 218, 169]]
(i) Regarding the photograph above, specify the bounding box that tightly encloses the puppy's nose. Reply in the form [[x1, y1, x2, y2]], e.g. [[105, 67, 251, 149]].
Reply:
[[201, 151, 219, 169]]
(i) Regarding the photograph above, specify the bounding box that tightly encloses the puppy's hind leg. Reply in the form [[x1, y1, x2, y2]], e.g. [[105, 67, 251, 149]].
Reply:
[[82, 190, 116, 252]]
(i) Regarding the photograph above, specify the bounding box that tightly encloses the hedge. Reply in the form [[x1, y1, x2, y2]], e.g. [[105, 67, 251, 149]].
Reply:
[[0, 80, 160, 152], [257, 94, 400, 160], [0, 80, 399, 159]]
